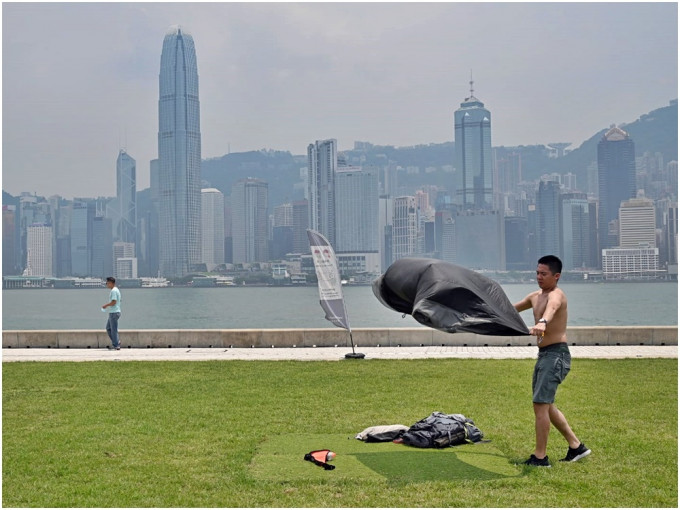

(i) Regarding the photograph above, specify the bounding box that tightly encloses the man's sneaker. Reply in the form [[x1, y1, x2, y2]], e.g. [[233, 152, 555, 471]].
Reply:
[[560, 443, 591, 462], [115, 346, 121, 350], [523, 454, 551, 467]]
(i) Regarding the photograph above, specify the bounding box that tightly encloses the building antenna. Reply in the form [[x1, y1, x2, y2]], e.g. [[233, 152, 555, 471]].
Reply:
[[469, 69, 474, 98]]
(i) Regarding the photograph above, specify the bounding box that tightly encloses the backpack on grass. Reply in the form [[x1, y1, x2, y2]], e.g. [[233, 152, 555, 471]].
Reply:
[[402, 412, 484, 448]]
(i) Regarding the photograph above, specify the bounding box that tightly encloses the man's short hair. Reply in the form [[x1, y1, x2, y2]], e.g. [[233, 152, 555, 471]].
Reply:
[[538, 255, 562, 275], [106, 276, 116, 284]]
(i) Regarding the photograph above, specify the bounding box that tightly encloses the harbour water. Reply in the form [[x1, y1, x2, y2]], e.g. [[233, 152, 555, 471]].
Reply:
[[2, 282, 677, 331]]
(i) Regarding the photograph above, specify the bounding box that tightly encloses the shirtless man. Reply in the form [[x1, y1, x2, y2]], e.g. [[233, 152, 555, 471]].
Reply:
[[514, 255, 591, 467]]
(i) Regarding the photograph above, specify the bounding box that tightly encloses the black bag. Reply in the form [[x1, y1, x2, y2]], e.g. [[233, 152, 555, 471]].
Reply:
[[402, 412, 484, 448]]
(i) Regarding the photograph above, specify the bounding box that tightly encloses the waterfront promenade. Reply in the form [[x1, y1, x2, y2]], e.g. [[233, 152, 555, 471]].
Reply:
[[3, 344, 677, 362]]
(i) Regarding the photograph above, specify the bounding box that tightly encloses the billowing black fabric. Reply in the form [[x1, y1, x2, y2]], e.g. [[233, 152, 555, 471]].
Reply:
[[372, 258, 530, 336]]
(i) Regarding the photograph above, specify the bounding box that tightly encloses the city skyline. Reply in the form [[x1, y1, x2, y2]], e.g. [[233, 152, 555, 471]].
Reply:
[[2, 2, 677, 198]]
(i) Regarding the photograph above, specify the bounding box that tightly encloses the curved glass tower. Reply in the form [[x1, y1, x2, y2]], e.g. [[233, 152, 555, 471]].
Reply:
[[453, 90, 493, 210], [158, 25, 201, 277]]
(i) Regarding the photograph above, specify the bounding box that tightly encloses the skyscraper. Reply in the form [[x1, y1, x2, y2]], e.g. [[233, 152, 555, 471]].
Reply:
[[335, 165, 379, 253], [537, 180, 561, 257], [597, 126, 636, 250], [453, 80, 493, 210], [70, 200, 95, 276], [26, 224, 52, 277], [618, 196, 656, 248], [560, 192, 591, 270], [116, 149, 136, 245], [232, 178, 268, 263], [307, 139, 337, 245], [158, 25, 202, 277], [392, 196, 418, 261], [201, 188, 225, 270]]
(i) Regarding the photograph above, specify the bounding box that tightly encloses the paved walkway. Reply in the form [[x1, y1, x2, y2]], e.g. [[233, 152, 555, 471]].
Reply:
[[2, 345, 677, 362]]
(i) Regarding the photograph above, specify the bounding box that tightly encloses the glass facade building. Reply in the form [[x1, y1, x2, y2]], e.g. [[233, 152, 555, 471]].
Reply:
[[116, 150, 136, 245], [454, 93, 493, 210], [597, 127, 636, 250], [158, 25, 202, 277]]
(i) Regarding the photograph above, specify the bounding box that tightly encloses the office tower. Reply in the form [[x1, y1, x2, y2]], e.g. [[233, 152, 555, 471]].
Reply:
[[588, 199, 600, 269], [666, 203, 678, 265], [91, 216, 113, 278], [379, 195, 393, 270], [618, 196, 656, 248], [201, 188, 225, 270], [505, 216, 530, 270], [26, 224, 53, 276], [563, 173, 577, 192], [392, 196, 418, 261], [453, 210, 506, 270], [307, 139, 337, 245], [453, 81, 493, 209], [560, 193, 591, 270], [536, 180, 561, 257], [495, 150, 522, 195], [158, 25, 202, 277], [70, 200, 95, 276], [597, 126, 636, 249], [3, 205, 18, 275], [54, 202, 72, 277], [335, 165, 379, 253], [116, 150, 136, 246], [232, 178, 268, 263], [292, 200, 309, 254], [113, 242, 137, 279], [272, 203, 293, 260]]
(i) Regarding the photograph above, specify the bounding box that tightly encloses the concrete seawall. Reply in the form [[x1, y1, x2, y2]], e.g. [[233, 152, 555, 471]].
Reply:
[[2, 326, 677, 349]]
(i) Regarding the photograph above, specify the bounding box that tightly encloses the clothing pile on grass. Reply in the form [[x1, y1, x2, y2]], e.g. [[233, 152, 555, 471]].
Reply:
[[355, 412, 485, 448]]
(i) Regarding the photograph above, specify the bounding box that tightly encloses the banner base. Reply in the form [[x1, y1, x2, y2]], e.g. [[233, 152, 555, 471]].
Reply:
[[345, 352, 365, 359]]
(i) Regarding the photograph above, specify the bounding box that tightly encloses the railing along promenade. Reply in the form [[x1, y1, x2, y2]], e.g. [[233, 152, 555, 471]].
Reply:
[[2, 327, 677, 349]]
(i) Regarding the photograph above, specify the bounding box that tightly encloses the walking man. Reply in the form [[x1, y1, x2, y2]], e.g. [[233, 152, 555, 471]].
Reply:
[[102, 276, 122, 350], [514, 255, 590, 467]]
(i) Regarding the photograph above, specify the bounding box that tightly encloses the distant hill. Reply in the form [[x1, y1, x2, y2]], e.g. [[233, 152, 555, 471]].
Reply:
[[4, 101, 676, 208], [199, 101, 677, 206]]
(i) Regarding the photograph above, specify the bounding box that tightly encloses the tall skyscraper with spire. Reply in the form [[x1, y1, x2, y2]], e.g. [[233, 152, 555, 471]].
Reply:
[[453, 76, 493, 210], [158, 25, 202, 277]]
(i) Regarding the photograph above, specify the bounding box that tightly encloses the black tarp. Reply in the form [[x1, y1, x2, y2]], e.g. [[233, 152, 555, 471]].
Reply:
[[372, 258, 530, 336]]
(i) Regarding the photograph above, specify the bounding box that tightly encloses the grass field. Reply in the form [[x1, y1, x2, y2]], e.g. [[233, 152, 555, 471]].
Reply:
[[2, 358, 677, 507]]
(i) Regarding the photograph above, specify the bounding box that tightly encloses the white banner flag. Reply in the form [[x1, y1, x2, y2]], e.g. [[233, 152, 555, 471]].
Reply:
[[307, 229, 351, 331]]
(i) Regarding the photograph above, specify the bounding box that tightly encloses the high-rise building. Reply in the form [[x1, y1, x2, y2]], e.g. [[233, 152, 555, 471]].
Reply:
[[116, 150, 136, 246], [379, 195, 393, 270], [26, 224, 53, 277], [453, 210, 506, 270], [232, 178, 268, 263], [505, 216, 530, 270], [536, 180, 561, 257], [91, 216, 113, 278], [70, 200, 95, 276], [618, 196, 656, 248], [560, 192, 591, 270], [201, 188, 225, 270], [113, 241, 137, 279], [3, 205, 18, 275], [597, 126, 636, 250], [307, 139, 337, 245], [453, 81, 493, 210], [158, 25, 202, 277], [335, 165, 379, 253], [292, 200, 309, 254], [392, 196, 418, 261]]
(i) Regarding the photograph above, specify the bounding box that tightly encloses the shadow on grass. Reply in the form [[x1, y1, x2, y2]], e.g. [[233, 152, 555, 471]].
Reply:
[[354, 449, 519, 483], [250, 434, 521, 484]]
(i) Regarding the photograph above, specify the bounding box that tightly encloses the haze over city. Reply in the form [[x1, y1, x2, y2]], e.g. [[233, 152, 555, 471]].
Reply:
[[2, 2, 678, 198]]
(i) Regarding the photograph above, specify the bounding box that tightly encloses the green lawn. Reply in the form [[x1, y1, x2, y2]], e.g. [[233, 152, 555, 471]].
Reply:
[[3, 358, 677, 507]]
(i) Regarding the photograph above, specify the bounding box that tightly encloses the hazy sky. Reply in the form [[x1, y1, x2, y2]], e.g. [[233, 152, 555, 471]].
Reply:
[[2, 2, 677, 198]]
